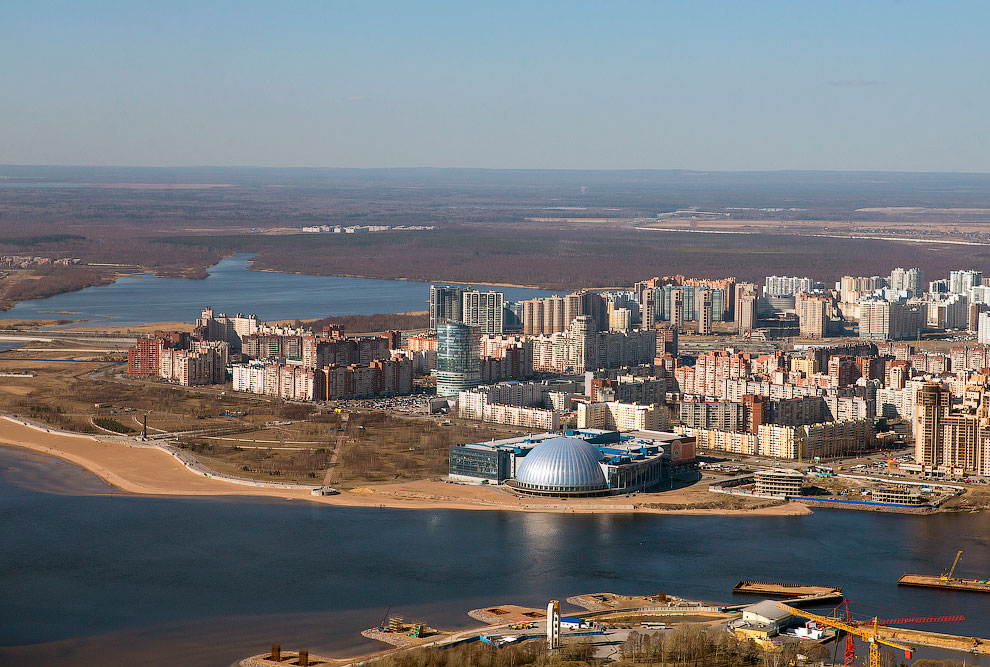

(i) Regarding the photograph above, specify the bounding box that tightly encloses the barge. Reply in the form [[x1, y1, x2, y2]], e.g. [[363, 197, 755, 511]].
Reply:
[[897, 574, 990, 593]]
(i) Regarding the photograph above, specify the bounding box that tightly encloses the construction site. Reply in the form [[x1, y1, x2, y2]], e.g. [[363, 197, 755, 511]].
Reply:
[[239, 581, 990, 667]]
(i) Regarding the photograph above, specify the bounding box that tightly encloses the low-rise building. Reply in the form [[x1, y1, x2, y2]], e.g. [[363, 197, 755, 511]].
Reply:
[[870, 486, 926, 505], [754, 468, 804, 497]]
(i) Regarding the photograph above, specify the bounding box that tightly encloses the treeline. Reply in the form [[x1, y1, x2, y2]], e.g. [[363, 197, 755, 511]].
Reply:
[[238, 224, 990, 288], [93, 417, 135, 434], [0, 234, 86, 247], [2, 266, 117, 306], [367, 626, 958, 667], [620, 626, 812, 667]]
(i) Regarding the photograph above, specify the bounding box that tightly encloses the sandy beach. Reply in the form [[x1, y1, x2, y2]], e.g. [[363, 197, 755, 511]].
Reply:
[[0, 416, 810, 516]]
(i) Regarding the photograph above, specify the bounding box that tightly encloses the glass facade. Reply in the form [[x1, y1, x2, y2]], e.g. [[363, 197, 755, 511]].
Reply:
[[448, 446, 510, 481], [436, 322, 480, 396], [659, 286, 726, 322]]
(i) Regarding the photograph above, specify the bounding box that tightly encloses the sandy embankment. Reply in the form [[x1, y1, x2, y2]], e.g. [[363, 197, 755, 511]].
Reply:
[[0, 417, 810, 516]]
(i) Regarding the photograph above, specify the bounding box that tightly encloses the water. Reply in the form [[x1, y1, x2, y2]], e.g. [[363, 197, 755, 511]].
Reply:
[[0, 254, 563, 327], [1, 448, 988, 666]]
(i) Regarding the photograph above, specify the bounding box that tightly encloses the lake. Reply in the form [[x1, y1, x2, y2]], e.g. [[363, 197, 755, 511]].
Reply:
[[0, 254, 563, 327], [1, 447, 988, 667]]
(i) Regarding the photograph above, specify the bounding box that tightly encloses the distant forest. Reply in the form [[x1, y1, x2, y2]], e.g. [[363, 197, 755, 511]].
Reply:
[[0, 166, 989, 296], [161, 226, 990, 289]]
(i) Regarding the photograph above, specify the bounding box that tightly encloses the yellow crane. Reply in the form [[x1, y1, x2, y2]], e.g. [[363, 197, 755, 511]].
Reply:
[[777, 604, 914, 667], [941, 550, 964, 581]]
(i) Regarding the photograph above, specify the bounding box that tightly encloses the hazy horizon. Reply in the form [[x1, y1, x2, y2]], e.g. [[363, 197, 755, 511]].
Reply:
[[3, 165, 990, 176]]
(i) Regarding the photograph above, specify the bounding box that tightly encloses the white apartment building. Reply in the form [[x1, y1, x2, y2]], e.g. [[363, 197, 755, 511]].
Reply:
[[764, 276, 815, 297], [577, 401, 663, 431], [482, 403, 559, 430]]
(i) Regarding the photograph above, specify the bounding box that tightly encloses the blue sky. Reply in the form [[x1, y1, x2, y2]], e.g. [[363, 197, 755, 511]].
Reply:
[[1, 1, 988, 170]]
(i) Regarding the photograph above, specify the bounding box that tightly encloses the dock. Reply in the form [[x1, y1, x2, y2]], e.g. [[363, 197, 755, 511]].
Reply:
[[878, 626, 990, 655], [898, 574, 990, 593], [732, 580, 842, 600]]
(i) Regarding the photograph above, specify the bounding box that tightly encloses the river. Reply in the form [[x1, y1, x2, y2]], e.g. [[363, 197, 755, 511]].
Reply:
[[0, 254, 563, 327], [1, 448, 988, 666]]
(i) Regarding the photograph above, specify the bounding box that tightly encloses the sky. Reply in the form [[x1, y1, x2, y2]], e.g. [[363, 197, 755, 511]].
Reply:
[[1, 1, 988, 171]]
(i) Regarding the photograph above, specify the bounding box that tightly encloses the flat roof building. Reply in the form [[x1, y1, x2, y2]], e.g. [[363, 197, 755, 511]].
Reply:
[[754, 468, 804, 498]]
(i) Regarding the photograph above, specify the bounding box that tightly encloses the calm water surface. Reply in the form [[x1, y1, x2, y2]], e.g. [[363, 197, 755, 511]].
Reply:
[[0, 254, 563, 327], [1, 448, 989, 666]]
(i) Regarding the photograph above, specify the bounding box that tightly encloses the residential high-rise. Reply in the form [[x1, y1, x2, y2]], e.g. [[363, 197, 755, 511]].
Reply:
[[858, 298, 923, 341], [461, 289, 504, 334], [949, 270, 983, 296], [764, 276, 815, 297], [796, 293, 828, 338], [195, 307, 259, 350], [698, 289, 713, 335], [436, 322, 480, 396], [429, 285, 465, 330], [838, 276, 886, 303], [978, 311, 990, 345], [127, 336, 164, 377], [929, 279, 949, 294], [657, 324, 678, 358], [522, 293, 597, 335], [914, 383, 950, 467], [735, 283, 758, 334], [608, 306, 632, 332], [889, 267, 925, 296], [672, 290, 685, 333], [912, 382, 990, 476], [640, 288, 658, 329]]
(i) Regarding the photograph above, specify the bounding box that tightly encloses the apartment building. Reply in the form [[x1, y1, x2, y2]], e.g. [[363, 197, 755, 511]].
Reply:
[[913, 382, 990, 476], [159, 341, 230, 386], [482, 403, 559, 430], [430, 285, 464, 330], [195, 307, 260, 350], [577, 401, 664, 431], [858, 298, 924, 341], [462, 289, 504, 334], [530, 316, 656, 374]]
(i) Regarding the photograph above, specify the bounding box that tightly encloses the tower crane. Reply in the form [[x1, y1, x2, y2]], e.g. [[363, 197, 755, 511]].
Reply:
[[832, 599, 965, 667], [941, 550, 964, 581], [777, 603, 915, 667]]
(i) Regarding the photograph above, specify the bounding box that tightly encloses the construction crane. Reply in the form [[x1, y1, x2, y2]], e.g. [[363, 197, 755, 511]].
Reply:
[[942, 550, 964, 581], [777, 603, 915, 667], [832, 599, 965, 667]]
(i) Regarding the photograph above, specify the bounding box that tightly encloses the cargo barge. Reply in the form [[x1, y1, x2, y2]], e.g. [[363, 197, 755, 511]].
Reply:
[[897, 574, 990, 593], [732, 580, 842, 599]]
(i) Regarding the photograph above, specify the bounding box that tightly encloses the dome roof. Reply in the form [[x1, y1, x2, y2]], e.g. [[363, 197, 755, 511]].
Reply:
[[514, 437, 607, 492]]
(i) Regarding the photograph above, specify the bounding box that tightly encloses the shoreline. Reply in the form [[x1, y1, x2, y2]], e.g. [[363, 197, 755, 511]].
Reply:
[[248, 265, 617, 292], [0, 416, 811, 516]]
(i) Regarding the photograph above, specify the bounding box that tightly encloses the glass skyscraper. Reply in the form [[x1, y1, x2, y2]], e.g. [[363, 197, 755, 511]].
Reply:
[[436, 322, 480, 396]]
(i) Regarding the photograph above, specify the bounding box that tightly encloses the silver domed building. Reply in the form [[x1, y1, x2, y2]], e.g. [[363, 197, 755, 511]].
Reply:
[[449, 429, 694, 497], [507, 436, 610, 497]]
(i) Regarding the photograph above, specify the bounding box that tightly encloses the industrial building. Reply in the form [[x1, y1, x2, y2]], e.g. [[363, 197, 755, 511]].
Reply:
[[731, 601, 797, 640], [448, 429, 695, 497]]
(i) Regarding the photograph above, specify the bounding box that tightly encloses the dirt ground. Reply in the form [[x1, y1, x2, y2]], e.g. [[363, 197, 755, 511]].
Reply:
[[0, 342, 507, 485], [55, 321, 196, 334]]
